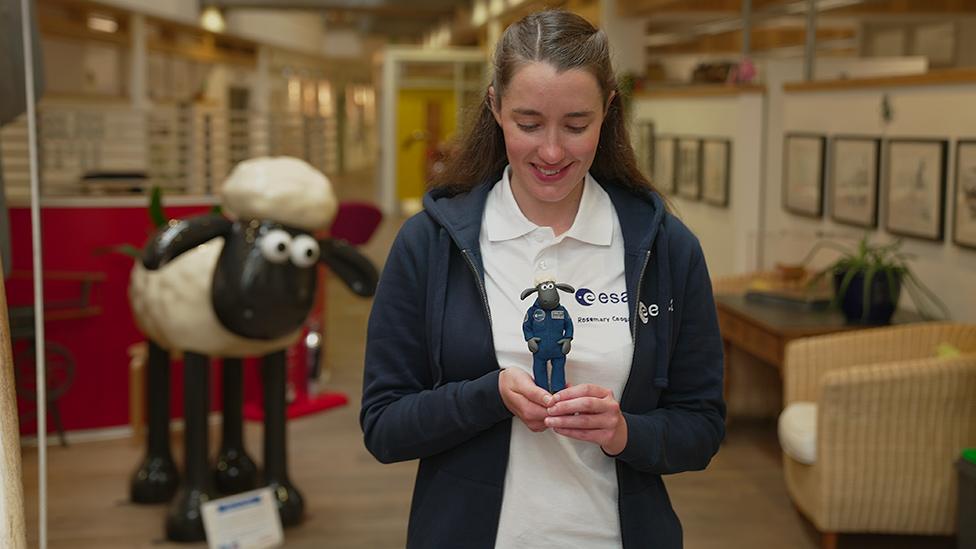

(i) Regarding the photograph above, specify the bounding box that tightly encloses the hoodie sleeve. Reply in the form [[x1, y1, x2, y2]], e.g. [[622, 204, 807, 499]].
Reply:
[[612, 240, 726, 474], [360, 216, 512, 464]]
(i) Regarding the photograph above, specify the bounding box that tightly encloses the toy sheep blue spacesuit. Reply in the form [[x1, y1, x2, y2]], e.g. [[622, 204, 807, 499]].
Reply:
[[521, 280, 575, 393]]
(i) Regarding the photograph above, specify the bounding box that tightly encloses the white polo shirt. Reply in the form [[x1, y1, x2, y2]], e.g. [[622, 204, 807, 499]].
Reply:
[[481, 167, 634, 549]]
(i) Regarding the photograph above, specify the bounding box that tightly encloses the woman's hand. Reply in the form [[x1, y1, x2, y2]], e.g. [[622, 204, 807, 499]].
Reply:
[[498, 368, 553, 432], [545, 384, 628, 455]]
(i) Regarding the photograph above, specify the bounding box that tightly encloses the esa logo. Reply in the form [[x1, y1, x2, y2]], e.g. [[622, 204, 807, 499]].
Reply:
[[575, 287, 628, 306]]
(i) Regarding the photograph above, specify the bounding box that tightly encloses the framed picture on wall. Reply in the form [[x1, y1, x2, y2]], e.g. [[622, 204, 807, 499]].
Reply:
[[635, 121, 656, 180], [830, 136, 880, 228], [701, 138, 731, 207], [676, 138, 702, 200], [653, 136, 676, 194], [884, 139, 947, 241], [783, 133, 826, 217], [953, 140, 976, 249]]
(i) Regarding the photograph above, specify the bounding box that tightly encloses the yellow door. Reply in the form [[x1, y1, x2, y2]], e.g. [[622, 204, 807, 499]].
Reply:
[[396, 88, 457, 210]]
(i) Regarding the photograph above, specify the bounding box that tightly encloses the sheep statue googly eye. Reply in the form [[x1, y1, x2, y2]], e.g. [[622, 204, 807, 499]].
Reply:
[[289, 235, 320, 268], [259, 229, 292, 263]]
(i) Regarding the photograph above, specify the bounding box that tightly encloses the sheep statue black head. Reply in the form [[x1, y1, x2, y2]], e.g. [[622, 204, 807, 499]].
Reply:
[[127, 156, 378, 542]]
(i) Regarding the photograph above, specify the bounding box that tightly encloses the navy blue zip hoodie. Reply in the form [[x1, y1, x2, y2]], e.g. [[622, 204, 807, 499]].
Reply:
[[361, 179, 726, 548]]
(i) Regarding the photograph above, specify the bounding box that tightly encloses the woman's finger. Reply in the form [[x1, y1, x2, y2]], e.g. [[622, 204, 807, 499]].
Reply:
[[552, 383, 612, 403], [510, 369, 555, 407], [546, 396, 610, 417], [552, 428, 606, 443], [545, 413, 615, 430]]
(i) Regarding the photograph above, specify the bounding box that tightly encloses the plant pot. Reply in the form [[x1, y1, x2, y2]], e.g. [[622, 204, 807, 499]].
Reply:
[[833, 270, 902, 325]]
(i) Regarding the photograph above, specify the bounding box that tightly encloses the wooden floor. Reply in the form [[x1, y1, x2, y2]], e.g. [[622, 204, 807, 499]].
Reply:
[[18, 169, 956, 548]]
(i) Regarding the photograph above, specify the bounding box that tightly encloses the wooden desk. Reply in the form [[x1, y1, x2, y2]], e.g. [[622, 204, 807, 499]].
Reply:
[[715, 293, 923, 400]]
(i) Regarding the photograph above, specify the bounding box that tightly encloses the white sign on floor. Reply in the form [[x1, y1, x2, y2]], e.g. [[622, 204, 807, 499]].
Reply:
[[201, 487, 284, 549]]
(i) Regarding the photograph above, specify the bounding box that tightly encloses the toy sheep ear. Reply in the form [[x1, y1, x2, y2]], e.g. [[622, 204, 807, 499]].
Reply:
[[520, 287, 538, 300], [142, 213, 231, 270], [318, 238, 379, 297], [556, 283, 575, 294]]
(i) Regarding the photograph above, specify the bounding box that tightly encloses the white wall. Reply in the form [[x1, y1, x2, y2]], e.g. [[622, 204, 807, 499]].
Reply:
[[630, 58, 933, 283], [90, 2, 332, 58], [322, 29, 364, 59], [600, 0, 647, 76], [760, 57, 928, 264], [225, 10, 325, 55], [773, 83, 976, 322], [95, 0, 198, 25], [632, 93, 765, 278]]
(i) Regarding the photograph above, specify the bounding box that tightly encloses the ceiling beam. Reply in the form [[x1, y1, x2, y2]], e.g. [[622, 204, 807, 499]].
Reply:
[[621, 0, 785, 17], [830, 0, 976, 15], [625, 0, 976, 17], [647, 26, 856, 54], [203, 0, 454, 14]]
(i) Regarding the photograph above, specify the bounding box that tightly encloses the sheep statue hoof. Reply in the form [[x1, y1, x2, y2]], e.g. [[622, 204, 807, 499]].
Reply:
[[130, 454, 179, 503], [129, 341, 179, 503], [165, 485, 211, 542], [127, 157, 379, 541], [214, 359, 258, 495], [268, 480, 304, 527], [214, 447, 259, 495]]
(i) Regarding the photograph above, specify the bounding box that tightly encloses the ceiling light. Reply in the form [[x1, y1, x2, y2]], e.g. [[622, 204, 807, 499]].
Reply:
[[87, 14, 118, 33], [200, 6, 226, 33], [472, 0, 488, 26]]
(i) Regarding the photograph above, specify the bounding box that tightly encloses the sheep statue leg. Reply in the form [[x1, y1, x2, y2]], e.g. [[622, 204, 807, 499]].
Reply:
[[214, 358, 258, 494], [129, 340, 179, 503], [262, 350, 304, 526], [165, 351, 216, 542]]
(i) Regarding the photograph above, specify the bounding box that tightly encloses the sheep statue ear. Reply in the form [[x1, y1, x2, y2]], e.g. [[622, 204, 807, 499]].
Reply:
[[318, 238, 379, 297], [556, 283, 576, 294], [520, 287, 538, 300]]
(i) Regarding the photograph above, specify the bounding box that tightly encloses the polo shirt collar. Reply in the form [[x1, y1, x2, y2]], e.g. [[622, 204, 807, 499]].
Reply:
[[484, 166, 613, 246], [484, 166, 539, 242], [563, 171, 613, 246]]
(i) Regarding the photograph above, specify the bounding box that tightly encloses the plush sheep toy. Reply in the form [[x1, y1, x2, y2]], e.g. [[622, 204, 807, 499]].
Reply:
[[128, 157, 377, 542]]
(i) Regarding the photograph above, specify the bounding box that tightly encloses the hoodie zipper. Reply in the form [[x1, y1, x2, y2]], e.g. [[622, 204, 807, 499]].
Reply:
[[622, 249, 651, 406], [617, 248, 651, 549], [462, 249, 493, 327], [629, 250, 652, 348]]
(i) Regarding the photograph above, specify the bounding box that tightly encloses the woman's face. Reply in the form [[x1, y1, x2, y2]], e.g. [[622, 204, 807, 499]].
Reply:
[[492, 61, 606, 208]]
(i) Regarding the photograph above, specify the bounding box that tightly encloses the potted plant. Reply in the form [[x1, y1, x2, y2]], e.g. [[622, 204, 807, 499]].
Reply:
[[806, 236, 949, 324]]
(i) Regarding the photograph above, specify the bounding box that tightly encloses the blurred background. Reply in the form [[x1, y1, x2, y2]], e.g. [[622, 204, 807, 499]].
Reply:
[[1, 0, 975, 548]]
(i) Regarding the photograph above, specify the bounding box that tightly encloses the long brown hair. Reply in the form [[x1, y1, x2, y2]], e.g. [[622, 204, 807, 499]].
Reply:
[[429, 9, 657, 199]]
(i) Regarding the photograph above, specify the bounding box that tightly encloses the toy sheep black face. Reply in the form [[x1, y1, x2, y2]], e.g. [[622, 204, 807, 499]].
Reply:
[[143, 214, 376, 341], [215, 220, 324, 339], [520, 280, 575, 310]]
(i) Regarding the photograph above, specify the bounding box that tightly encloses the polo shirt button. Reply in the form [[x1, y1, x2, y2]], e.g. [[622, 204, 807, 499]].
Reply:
[[539, 260, 548, 270], [533, 233, 545, 243]]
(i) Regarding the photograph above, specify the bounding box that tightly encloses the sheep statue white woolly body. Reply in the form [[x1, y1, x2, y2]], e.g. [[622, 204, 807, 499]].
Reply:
[[126, 157, 377, 543]]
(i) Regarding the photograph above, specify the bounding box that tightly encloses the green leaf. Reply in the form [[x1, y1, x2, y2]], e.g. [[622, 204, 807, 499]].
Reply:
[[862, 264, 878, 320], [149, 186, 168, 228], [905, 271, 950, 320], [834, 268, 858, 310], [885, 268, 900, 305], [93, 244, 143, 260]]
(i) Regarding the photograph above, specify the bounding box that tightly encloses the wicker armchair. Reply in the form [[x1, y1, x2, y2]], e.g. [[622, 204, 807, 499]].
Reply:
[[780, 323, 976, 549]]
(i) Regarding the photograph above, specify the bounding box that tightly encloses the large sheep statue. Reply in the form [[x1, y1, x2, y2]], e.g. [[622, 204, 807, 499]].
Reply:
[[127, 157, 377, 542]]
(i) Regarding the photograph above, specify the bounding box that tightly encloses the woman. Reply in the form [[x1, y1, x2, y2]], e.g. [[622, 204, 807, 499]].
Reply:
[[361, 9, 725, 548]]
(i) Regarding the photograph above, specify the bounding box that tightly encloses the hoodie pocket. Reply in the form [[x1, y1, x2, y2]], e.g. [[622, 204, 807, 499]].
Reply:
[[408, 467, 503, 549]]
